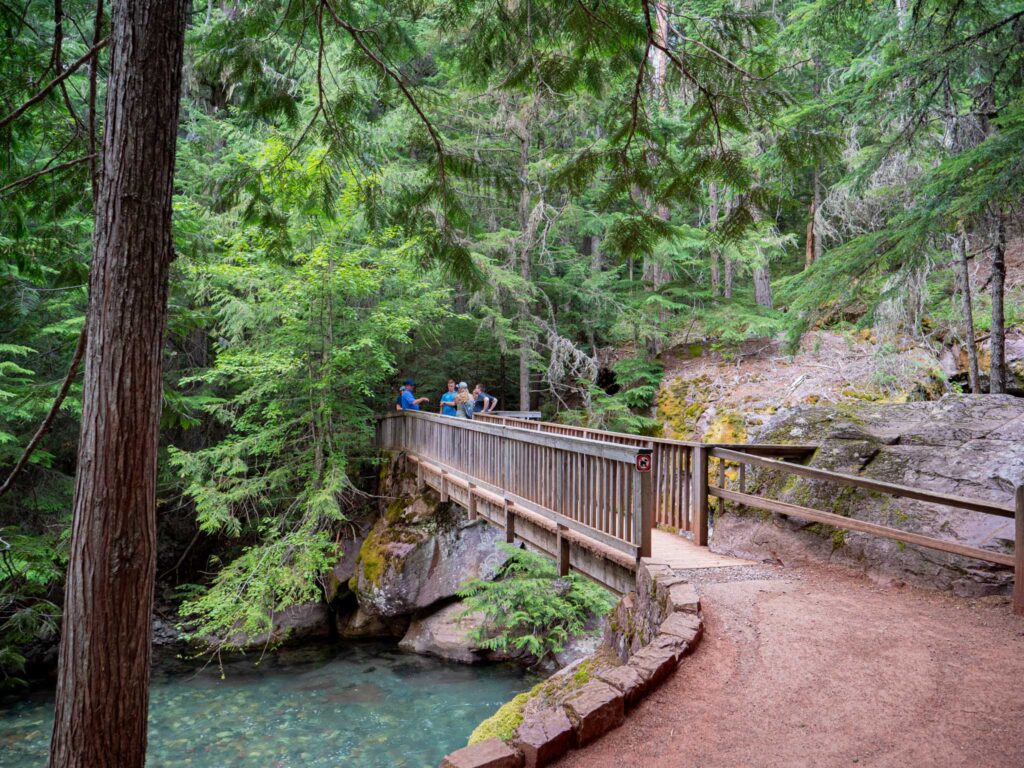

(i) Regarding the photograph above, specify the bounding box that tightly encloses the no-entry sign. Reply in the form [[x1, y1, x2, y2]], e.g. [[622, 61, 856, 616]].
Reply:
[[635, 453, 652, 472]]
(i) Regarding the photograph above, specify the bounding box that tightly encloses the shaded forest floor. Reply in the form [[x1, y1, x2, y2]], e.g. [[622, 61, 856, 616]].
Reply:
[[554, 561, 1024, 768]]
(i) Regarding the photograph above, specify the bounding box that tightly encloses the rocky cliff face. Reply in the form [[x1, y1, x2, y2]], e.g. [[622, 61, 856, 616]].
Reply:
[[713, 395, 1023, 596]]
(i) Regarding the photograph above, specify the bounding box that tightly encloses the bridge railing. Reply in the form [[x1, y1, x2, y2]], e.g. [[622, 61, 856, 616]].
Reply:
[[702, 446, 1024, 614], [475, 413, 814, 539], [377, 411, 653, 563]]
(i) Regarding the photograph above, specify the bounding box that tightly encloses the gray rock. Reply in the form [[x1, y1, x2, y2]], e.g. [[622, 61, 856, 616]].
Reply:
[[236, 602, 331, 649], [398, 601, 486, 663], [352, 507, 511, 618], [713, 395, 1024, 595]]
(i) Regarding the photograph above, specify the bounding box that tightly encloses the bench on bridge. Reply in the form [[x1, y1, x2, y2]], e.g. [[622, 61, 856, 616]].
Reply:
[[378, 411, 1024, 612]]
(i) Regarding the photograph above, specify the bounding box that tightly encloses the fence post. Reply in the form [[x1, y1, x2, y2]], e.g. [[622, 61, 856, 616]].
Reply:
[[557, 524, 570, 576], [504, 499, 516, 544], [636, 448, 654, 559], [1014, 485, 1024, 616], [467, 483, 478, 521], [693, 445, 709, 547]]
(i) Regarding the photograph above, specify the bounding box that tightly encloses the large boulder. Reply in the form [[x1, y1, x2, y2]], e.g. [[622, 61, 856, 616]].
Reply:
[[349, 488, 511, 618], [231, 602, 332, 650], [324, 518, 374, 603], [398, 601, 487, 663], [713, 394, 1024, 595]]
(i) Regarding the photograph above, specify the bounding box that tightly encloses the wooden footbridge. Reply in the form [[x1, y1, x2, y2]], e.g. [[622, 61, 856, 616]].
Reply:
[[376, 411, 1024, 610]]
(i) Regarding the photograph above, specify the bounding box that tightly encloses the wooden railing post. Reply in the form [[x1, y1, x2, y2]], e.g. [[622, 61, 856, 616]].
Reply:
[[557, 524, 570, 576], [693, 445, 709, 547], [1015, 485, 1024, 616], [635, 448, 653, 559], [504, 499, 516, 544], [467, 483, 478, 521]]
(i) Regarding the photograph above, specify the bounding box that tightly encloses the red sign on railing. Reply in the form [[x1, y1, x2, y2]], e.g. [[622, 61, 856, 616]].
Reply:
[[636, 453, 652, 472]]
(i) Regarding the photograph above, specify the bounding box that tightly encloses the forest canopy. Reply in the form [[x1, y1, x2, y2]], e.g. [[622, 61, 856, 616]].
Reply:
[[1, 0, 1022, 685]]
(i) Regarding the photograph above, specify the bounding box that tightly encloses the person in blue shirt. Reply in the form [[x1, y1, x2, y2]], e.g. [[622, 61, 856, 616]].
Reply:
[[399, 379, 429, 411], [439, 379, 457, 416]]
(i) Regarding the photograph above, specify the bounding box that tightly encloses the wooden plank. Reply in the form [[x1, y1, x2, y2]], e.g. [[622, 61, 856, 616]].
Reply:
[[638, 450, 653, 559], [557, 524, 570, 576], [710, 485, 1015, 568], [504, 499, 516, 544], [400, 411, 639, 462], [709, 447, 1015, 518], [1015, 486, 1024, 616], [693, 445, 709, 547]]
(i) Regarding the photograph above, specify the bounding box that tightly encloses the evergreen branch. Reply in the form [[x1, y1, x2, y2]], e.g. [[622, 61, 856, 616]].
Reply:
[[0, 324, 86, 499], [324, 0, 447, 190], [0, 37, 109, 131], [0, 153, 95, 197], [938, 9, 1024, 55]]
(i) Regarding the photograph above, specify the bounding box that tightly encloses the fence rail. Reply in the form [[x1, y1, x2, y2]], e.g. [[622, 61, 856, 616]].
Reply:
[[700, 446, 1023, 613], [378, 411, 653, 562], [475, 413, 814, 537]]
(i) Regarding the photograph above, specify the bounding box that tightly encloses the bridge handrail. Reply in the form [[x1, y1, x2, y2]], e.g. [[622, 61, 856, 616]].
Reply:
[[474, 412, 816, 536], [376, 411, 654, 562], [701, 445, 1023, 613]]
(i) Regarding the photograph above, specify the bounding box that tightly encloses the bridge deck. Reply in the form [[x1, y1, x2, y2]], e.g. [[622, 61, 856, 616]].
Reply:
[[649, 529, 753, 569]]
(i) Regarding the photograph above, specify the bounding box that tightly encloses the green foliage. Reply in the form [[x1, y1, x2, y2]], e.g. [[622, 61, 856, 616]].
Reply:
[[457, 544, 615, 664], [0, 529, 65, 688]]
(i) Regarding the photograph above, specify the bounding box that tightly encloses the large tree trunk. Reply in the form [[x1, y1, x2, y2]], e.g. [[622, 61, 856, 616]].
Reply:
[[989, 211, 1007, 394], [49, 1, 188, 766], [517, 127, 531, 412], [953, 227, 981, 394]]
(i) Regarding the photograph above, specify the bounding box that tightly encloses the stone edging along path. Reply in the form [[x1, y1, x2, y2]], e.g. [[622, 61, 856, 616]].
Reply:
[[440, 561, 704, 768]]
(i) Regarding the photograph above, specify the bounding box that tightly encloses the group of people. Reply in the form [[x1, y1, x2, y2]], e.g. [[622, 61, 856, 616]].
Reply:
[[396, 378, 498, 419]]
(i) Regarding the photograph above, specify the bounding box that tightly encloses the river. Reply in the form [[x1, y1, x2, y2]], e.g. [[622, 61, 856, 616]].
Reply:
[[0, 642, 537, 767]]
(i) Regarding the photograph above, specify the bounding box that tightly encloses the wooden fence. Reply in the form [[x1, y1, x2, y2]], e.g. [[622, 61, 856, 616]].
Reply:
[[377, 411, 653, 564], [475, 413, 813, 543], [700, 446, 1024, 615]]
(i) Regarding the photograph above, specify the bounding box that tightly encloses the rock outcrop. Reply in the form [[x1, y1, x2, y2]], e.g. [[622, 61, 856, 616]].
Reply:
[[713, 394, 1024, 595], [349, 486, 511, 618], [398, 601, 487, 663]]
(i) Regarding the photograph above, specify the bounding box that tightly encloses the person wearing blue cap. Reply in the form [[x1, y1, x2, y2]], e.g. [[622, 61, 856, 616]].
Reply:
[[398, 379, 429, 411]]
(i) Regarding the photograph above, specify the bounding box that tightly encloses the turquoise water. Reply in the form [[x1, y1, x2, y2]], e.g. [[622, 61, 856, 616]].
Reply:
[[0, 643, 536, 767]]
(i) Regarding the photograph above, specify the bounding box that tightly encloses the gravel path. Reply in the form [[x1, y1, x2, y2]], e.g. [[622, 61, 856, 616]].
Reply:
[[555, 563, 1024, 768]]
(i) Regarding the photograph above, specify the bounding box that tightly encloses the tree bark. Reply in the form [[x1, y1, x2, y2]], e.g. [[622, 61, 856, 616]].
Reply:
[[49, 1, 188, 766], [805, 199, 815, 269], [812, 167, 823, 263], [953, 227, 981, 394], [517, 125, 531, 412], [709, 182, 721, 295], [989, 211, 1007, 394], [753, 264, 773, 308]]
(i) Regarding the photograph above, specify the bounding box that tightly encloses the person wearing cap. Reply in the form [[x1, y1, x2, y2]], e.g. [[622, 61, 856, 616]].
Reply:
[[454, 381, 474, 419], [399, 379, 429, 411], [439, 379, 458, 416]]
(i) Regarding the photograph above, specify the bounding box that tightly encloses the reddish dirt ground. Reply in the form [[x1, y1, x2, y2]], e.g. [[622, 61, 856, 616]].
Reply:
[[555, 563, 1024, 768]]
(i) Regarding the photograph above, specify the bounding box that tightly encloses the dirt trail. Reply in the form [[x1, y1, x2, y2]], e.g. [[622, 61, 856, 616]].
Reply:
[[556, 564, 1024, 768]]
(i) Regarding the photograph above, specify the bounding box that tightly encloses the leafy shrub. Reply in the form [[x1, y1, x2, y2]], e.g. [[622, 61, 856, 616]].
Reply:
[[457, 544, 615, 664]]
